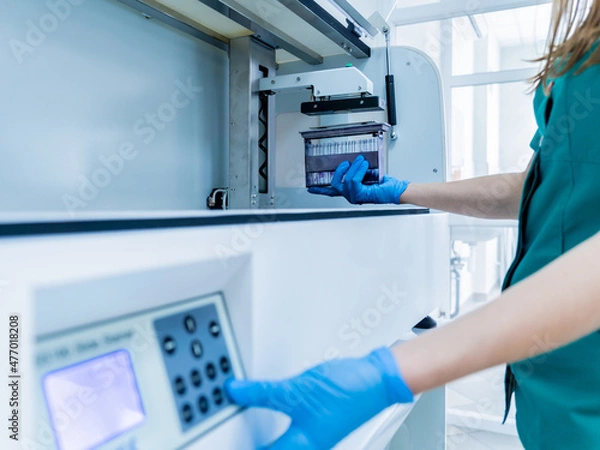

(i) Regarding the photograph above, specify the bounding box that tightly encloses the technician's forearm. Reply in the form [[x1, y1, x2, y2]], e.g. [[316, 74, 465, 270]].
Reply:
[[400, 173, 525, 220], [392, 232, 600, 395]]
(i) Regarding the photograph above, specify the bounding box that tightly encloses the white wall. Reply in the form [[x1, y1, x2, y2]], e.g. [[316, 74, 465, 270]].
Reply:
[[0, 0, 229, 213]]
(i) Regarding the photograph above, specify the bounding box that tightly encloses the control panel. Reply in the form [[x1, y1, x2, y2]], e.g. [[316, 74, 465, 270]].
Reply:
[[154, 304, 235, 431], [35, 293, 244, 450]]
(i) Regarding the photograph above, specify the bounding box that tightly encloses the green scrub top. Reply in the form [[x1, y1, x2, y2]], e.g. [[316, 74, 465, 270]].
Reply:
[[502, 52, 600, 449]]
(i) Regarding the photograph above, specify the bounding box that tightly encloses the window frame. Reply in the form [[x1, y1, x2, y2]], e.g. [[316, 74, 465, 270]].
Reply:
[[390, 0, 552, 26], [393, 1, 551, 178]]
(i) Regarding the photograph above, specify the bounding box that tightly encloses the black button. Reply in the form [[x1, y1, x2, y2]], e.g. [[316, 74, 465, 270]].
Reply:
[[181, 403, 193, 423], [184, 315, 196, 333], [198, 395, 209, 414], [209, 321, 220, 337], [174, 376, 186, 395], [219, 356, 230, 374], [191, 340, 203, 358], [190, 369, 202, 388], [213, 387, 224, 406], [163, 336, 176, 355], [206, 362, 217, 380]]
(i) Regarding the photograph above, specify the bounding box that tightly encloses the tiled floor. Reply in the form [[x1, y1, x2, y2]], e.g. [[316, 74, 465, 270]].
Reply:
[[445, 294, 524, 449], [446, 367, 523, 449], [447, 425, 523, 450], [448, 365, 516, 422]]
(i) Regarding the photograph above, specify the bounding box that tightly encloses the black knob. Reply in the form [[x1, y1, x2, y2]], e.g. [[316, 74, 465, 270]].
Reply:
[[162, 336, 176, 355], [184, 315, 196, 333], [191, 340, 203, 358], [181, 403, 193, 423], [198, 396, 209, 414], [219, 356, 230, 374], [174, 376, 186, 395], [206, 363, 217, 380], [190, 369, 202, 388]]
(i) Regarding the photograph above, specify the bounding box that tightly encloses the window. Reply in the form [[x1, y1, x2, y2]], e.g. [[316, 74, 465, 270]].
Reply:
[[395, 2, 552, 178], [450, 82, 535, 181], [452, 4, 552, 75]]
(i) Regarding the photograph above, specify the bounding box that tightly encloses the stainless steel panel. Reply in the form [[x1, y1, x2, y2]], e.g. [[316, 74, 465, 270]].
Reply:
[[229, 37, 277, 209], [0, 0, 228, 212], [277, 0, 371, 58]]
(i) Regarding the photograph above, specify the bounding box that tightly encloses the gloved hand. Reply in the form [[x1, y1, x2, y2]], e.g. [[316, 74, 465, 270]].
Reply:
[[308, 155, 410, 205], [225, 347, 414, 450]]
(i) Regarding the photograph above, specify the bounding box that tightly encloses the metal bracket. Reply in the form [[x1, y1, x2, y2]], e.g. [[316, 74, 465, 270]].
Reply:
[[258, 67, 373, 98], [277, 0, 371, 59], [120, 0, 373, 65], [217, 0, 323, 64], [229, 37, 277, 209], [327, 0, 379, 37]]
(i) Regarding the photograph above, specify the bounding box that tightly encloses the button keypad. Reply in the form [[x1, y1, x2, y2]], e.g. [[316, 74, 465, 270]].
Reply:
[[154, 303, 236, 432]]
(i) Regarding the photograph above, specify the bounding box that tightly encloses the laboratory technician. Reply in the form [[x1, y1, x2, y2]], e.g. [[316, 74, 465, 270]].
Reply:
[[226, 1, 600, 448]]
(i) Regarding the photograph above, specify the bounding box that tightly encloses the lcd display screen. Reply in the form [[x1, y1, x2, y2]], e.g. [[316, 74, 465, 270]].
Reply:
[[43, 349, 145, 450]]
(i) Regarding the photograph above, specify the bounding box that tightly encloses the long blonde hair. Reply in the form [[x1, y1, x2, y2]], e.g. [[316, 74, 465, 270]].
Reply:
[[534, 0, 600, 88]]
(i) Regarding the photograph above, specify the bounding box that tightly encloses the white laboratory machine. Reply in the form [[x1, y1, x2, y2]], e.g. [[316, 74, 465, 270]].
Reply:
[[0, 1, 449, 449]]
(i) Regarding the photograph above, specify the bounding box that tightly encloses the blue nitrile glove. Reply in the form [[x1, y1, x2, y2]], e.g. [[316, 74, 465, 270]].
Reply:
[[225, 347, 413, 450], [308, 155, 410, 205]]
